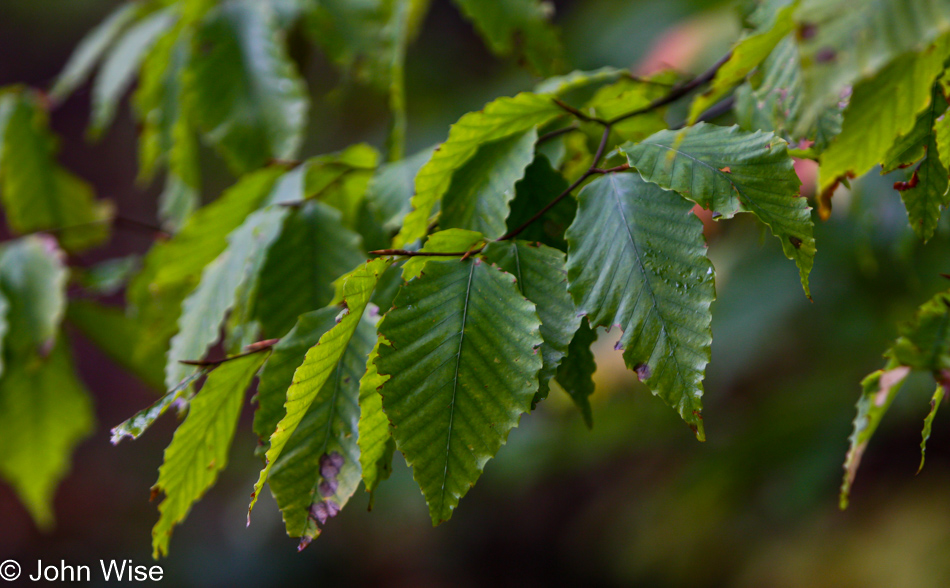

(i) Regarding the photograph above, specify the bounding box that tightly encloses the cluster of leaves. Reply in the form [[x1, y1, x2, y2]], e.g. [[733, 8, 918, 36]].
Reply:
[[2, 0, 950, 560]]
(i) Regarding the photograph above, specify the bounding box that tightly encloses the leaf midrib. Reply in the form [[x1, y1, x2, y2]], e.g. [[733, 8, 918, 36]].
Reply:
[[608, 174, 686, 389], [439, 260, 476, 519]]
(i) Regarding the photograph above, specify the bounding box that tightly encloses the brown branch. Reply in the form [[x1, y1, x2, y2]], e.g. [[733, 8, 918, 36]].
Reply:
[[370, 248, 481, 258], [538, 123, 581, 144], [498, 126, 616, 242], [178, 339, 279, 367], [607, 51, 732, 126], [502, 52, 733, 241], [552, 98, 608, 126], [592, 164, 631, 174]]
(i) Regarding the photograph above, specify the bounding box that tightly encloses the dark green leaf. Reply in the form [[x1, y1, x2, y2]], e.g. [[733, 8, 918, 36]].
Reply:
[[505, 154, 574, 250], [255, 201, 366, 339], [440, 129, 537, 239], [482, 240, 580, 403], [622, 123, 813, 297], [566, 173, 714, 439], [450, 0, 563, 76], [396, 92, 564, 246], [188, 0, 309, 173], [555, 320, 597, 428], [376, 257, 543, 524]]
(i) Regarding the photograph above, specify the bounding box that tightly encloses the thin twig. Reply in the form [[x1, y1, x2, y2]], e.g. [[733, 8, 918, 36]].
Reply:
[[553, 98, 608, 125], [498, 126, 614, 242], [178, 339, 279, 367], [370, 248, 479, 257], [591, 164, 631, 174], [607, 52, 732, 126], [502, 52, 732, 240], [538, 123, 581, 144]]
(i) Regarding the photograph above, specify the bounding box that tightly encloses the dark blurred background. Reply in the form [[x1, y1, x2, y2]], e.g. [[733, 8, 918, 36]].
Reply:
[[2, 1, 950, 586]]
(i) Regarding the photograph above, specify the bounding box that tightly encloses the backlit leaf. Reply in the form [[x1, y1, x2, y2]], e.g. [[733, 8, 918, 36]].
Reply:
[[395, 92, 564, 246], [440, 129, 537, 239], [249, 258, 393, 517], [254, 308, 374, 546], [152, 351, 268, 558]]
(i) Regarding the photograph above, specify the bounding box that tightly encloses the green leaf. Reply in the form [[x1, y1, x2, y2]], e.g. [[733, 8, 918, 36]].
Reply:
[[301, 144, 379, 228], [110, 368, 207, 444], [0, 236, 68, 354], [840, 364, 909, 508], [585, 76, 670, 143], [565, 173, 714, 439], [166, 206, 287, 388], [555, 320, 597, 428], [482, 240, 580, 403], [819, 36, 950, 193], [884, 87, 950, 241], [254, 308, 374, 546], [0, 91, 112, 252], [687, 2, 797, 123], [249, 257, 393, 517], [795, 0, 950, 135], [450, 0, 563, 76], [622, 123, 813, 297], [364, 146, 433, 235], [136, 167, 285, 293], [187, 0, 309, 173], [376, 257, 543, 524], [255, 201, 366, 339], [90, 7, 177, 135], [897, 124, 950, 242], [734, 34, 843, 154], [935, 110, 950, 172], [890, 290, 950, 372], [919, 384, 944, 474], [152, 350, 268, 558], [440, 129, 538, 239], [358, 336, 395, 508], [505, 154, 574, 250], [881, 89, 948, 174], [134, 26, 200, 231], [304, 0, 426, 90], [401, 229, 486, 280], [75, 255, 140, 297], [395, 92, 564, 247], [66, 300, 166, 390], [534, 67, 627, 96], [0, 342, 94, 530], [842, 288, 950, 507], [49, 2, 143, 103], [128, 168, 284, 378]]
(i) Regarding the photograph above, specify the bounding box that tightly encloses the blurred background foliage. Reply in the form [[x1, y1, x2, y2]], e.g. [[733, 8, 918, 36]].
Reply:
[[2, 0, 950, 586]]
